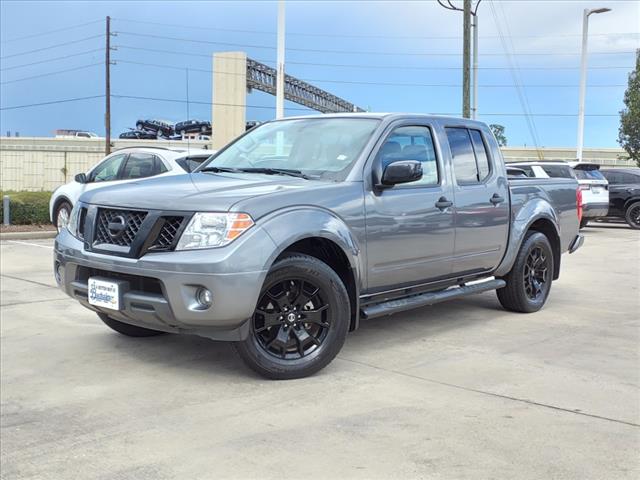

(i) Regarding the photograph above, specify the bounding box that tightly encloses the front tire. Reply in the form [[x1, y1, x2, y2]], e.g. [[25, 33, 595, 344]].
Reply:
[[625, 201, 640, 230], [98, 313, 165, 337], [234, 254, 350, 380], [54, 201, 72, 232], [497, 231, 554, 313]]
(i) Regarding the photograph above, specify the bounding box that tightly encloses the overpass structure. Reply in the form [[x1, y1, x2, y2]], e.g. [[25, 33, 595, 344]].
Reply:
[[212, 52, 365, 149]]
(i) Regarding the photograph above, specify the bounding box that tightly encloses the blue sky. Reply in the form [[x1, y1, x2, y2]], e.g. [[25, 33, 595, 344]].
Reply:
[[1, 0, 638, 148]]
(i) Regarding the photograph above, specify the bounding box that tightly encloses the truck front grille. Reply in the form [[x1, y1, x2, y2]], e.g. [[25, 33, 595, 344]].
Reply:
[[94, 208, 148, 247]]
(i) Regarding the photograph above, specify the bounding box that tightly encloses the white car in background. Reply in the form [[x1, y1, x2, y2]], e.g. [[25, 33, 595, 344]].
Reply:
[[49, 147, 214, 231], [507, 161, 609, 228]]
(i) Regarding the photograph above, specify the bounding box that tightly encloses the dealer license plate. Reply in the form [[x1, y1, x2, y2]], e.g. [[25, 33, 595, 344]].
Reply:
[[88, 277, 121, 310]]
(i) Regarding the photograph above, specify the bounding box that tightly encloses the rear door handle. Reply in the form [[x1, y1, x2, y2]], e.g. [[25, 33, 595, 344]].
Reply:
[[490, 193, 505, 205], [435, 197, 453, 210]]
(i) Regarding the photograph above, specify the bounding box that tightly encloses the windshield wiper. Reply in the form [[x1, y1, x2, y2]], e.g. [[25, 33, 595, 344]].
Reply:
[[200, 166, 314, 179]]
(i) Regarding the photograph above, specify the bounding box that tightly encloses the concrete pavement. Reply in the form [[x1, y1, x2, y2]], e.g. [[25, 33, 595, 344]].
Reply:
[[1, 225, 638, 479]]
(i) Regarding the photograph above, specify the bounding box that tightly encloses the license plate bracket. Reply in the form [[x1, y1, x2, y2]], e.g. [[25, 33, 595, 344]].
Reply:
[[88, 277, 128, 310]]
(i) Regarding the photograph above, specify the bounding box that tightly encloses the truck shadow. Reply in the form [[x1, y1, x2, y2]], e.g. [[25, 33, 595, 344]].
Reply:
[[106, 292, 505, 379]]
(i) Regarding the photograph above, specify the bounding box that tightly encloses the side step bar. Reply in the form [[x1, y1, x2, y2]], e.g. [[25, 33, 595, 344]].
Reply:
[[361, 278, 506, 320]]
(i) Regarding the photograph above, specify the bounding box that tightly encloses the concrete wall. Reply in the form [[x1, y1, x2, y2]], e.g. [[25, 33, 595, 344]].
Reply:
[[212, 52, 247, 150], [0, 137, 209, 191], [0, 136, 634, 192]]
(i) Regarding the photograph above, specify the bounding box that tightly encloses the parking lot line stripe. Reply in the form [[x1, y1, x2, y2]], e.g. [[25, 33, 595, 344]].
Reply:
[[0, 273, 58, 289], [1, 297, 68, 308], [339, 357, 640, 428], [2, 240, 54, 249]]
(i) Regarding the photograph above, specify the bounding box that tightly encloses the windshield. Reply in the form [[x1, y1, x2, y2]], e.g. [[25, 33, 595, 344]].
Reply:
[[199, 117, 380, 180]]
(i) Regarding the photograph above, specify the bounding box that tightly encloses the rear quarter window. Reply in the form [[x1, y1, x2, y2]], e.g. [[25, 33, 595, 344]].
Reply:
[[540, 165, 575, 179]]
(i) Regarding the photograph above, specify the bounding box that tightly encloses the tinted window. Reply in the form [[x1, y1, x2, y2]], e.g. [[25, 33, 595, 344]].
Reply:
[[378, 126, 439, 186], [177, 155, 209, 173], [540, 165, 575, 179], [92, 154, 126, 182], [446, 127, 478, 184], [574, 169, 605, 181], [121, 153, 160, 179], [620, 172, 640, 183], [469, 130, 490, 180], [511, 165, 536, 177]]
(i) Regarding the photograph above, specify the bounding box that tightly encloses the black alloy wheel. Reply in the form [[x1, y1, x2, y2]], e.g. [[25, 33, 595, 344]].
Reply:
[[523, 246, 549, 301], [234, 254, 350, 380], [254, 278, 330, 360], [625, 202, 640, 230]]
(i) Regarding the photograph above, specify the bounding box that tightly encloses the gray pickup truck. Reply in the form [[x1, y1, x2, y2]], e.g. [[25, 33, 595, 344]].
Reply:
[[54, 114, 584, 379]]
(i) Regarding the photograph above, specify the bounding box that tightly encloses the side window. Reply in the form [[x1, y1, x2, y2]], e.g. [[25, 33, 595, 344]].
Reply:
[[469, 130, 491, 181], [446, 127, 477, 184], [377, 125, 439, 186], [602, 171, 620, 184], [155, 156, 169, 174], [121, 153, 161, 179], [622, 173, 640, 183], [541, 165, 574, 179], [91, 154, 127, 182]]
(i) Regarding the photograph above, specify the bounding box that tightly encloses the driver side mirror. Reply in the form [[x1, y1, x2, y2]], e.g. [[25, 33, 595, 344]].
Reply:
[[380, 160, 423, 186], [74, 173, 88, 184]]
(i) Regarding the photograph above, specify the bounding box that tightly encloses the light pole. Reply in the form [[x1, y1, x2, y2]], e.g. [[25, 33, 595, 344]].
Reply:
[[576, 7, 611, 162], [276, 0, 286, 119]]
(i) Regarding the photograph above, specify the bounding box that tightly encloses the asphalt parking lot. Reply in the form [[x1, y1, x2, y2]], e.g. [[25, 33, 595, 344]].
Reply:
[[1, 224, 638, 479]]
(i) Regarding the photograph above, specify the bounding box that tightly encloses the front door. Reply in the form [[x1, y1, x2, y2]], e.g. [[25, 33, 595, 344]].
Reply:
[[445, 126, 510, 274], [364, 123, 456, 291]]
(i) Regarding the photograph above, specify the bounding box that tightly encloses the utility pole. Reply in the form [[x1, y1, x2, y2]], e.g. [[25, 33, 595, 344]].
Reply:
[[276, 0, 285, 119], [471, 12, 478, 119], [105, 15, 111, 155], [462, 0, 471, 118], [576, 7, 611, 162]]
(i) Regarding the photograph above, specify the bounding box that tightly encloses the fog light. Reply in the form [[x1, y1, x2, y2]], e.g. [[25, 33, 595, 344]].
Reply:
[[196, 287, 213, 309]]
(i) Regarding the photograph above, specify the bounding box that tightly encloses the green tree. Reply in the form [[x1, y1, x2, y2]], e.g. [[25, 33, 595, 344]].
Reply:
[[619, 50, 640, 167], [490, 124, 507, 146]]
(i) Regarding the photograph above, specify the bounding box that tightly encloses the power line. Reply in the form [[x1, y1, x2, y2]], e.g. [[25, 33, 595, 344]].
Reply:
[[114, 31, 635, 57], [113, 17, 640, 40], [0, 95, 104, 111], [0, 34, 104, 60], [113, 58, 625, 88], [0, 48, 105, 71], [114, 46, 631, 71], [0, 19, 102, 44], [0, 63, 102, 85], [111, 94, 313, 112]]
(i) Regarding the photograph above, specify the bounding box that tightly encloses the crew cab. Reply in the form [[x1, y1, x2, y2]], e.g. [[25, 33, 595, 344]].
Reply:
[[54, 114, 583, 379]]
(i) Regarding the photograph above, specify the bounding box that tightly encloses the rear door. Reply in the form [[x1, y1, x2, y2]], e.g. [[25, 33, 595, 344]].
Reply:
[[364, 121, 455, 290], [445, 126, 510, 274]]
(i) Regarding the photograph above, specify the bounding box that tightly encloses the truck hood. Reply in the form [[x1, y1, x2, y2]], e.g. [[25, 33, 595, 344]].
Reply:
[[79, 172, 313, 212]]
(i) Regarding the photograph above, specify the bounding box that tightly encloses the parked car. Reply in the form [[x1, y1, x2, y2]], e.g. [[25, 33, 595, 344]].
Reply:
[[119, 130, 157, 140], [54, 114, 583, 379], [507, 161, 608, 228], [49, 147, 213, 231], [175, 120, 211, 136], [55, 129, 99, 139], [136, 119, 174, 137], [600, 167, 640, 229]]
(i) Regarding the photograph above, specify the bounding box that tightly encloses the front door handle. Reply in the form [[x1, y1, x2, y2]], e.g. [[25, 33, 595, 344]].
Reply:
[[435, 197, 453, 210], [490, 193, 505, 205]]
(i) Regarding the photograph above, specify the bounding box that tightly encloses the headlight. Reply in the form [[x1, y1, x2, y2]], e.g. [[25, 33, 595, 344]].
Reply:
[[176, 212, 254, 250], [66, 203, 81, 238]]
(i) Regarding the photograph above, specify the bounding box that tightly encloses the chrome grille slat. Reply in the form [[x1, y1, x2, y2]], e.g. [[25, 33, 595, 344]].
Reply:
[[150, 216, 184, 250], [94, 209, 147, 247]]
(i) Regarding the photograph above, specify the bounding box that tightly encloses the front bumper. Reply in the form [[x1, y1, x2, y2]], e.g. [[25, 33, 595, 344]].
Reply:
[[54, 227, 276, 341], [582, 203, 609, 219]]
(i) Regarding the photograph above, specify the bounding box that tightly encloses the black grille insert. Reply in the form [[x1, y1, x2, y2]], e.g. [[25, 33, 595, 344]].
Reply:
[[150, 216, 185, 251], [94, 208, 147, 247]]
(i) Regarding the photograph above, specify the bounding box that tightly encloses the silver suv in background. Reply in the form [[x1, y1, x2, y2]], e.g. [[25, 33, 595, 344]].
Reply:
[[507, 161, 608, 228]]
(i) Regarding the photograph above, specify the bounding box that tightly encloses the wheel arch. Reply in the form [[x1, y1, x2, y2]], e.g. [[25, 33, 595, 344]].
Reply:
[[259, 208, 363, 332], [623, 196, 640, 211], [51, 195, 73, 224]]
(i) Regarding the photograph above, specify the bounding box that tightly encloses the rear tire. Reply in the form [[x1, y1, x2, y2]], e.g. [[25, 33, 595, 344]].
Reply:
[[234, 254, 350, 380], [98, 313, 165, 337], [497, 231, 554, 313], [624, 201, 640, 230]]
